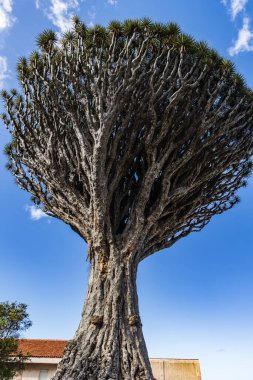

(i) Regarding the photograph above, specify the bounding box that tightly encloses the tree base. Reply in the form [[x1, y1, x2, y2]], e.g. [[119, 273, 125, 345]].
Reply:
[[52, 258, 155, 380]]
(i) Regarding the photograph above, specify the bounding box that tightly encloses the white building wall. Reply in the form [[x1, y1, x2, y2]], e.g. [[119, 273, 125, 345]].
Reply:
[[14, 364, 57, 380], [14, 358, 201, 380]]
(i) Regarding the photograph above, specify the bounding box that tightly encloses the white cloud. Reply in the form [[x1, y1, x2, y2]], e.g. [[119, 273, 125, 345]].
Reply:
[[229, 16, 253, 55], [0, 55, 8, 87], [221, 0, 248, 20], [107, 0, 118, 5], [26, 205, 49, 221], [0, 0, 15, 31], [221, 0, 253, 55], [231, 0, 248, 19], [35, 0, 40, 8], [48, 0, 79, 33]]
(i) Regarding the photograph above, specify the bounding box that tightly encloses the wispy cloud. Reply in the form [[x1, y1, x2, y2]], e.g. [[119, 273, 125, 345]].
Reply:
[[0, 55, 8, 87], [231, 0, 248, 19], [87, 6, 96, 27], [0, 0, 15, 32], [38, 0, 79, 33], [229, 16, 253, 55], [107, 0, 118, 5], [221, 0, 253, 55], [26, 205, 49, 221], [0, 1, 14, 87], [48, 0, 79, 33], [221, 0, 248, 20]]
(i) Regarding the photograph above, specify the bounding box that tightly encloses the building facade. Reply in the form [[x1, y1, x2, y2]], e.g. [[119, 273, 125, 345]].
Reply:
[[15, 339, 202, 380]]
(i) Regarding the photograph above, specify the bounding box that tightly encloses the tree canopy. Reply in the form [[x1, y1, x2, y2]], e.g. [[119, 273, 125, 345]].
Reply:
[[2, 18, 253, 262], [1, 18, 253, 380], [0, 302, 32, 380]]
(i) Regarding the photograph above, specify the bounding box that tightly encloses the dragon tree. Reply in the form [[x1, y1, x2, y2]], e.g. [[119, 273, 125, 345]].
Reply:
[[2, 17, 253, 380]]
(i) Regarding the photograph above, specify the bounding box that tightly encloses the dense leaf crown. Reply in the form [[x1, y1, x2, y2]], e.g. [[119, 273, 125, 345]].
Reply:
[[3, 17, 251, 86], [0, 302, 32, 380], [2, 18, 253, 260]]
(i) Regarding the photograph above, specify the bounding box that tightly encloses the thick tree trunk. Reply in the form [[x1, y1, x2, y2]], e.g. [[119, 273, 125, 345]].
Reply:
[[53, 253, 154, 380]]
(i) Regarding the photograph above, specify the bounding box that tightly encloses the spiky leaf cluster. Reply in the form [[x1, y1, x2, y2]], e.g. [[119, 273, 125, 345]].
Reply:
[[2, 18, 253, 261]]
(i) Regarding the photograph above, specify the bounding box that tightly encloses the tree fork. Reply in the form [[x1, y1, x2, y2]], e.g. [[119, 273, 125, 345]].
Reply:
[[53, 249, 154, 380], [2, 17, 253, 380]]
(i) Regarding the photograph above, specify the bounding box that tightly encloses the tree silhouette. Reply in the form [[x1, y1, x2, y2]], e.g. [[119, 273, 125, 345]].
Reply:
[[2, 17, 253, 380]]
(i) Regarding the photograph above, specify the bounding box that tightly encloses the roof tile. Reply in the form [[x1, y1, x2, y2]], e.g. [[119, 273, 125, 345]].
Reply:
[[17, 339, 68, 358]]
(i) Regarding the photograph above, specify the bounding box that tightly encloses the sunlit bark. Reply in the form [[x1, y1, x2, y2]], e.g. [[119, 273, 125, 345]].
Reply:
[[2, 19, 253, 379]]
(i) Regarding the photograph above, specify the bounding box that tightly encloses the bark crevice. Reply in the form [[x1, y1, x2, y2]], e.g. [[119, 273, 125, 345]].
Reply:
[[53, 250, 154, 380], [3, 19, 253, 380]]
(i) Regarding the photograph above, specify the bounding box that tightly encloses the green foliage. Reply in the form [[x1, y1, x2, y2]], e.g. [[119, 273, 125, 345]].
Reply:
[[36, 29, 57, 51], [1, 115, 9, 128], [29, 51, 41, 67], [0, 302, 32, 339], [71, 15, 81, 26], [174, 34, 196, 51], [242, 86, 253, 99], [4, 17, 252, 96], [220, 59, 236, 74], [16, 57, 30, 80], [1, 17, 252, 267], [61, 30, 76, 48], [208, 48, 221, 64], [165, 22, 181, 37], [108, 20, 123, 35], [74, 22, 87, 38], [0, 91, 8, 100], [149, 22, 167, 37], [0, 302, 32, 380], [88, 25, 108, 47], [122, 19, 142, 35], [9, 89, 17, 97], [232, 73, 246, 88], [3, 143, 12, 156], [140, 17, 153, 30]]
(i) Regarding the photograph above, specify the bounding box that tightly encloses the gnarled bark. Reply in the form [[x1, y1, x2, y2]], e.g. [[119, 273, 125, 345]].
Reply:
[[53, 248, 154, 380], [3, 18, 253, 380]]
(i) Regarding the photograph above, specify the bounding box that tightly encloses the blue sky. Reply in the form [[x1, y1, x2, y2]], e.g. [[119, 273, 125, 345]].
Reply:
[[0, 1, 253, 380]]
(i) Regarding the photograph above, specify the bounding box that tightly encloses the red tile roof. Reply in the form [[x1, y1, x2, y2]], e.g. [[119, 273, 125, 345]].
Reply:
[[17, 339, 200, 362], [18, 339, 68, 358]]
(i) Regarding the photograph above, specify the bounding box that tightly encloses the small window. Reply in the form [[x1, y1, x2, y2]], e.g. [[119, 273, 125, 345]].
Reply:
[[38, 370, 48, 380]]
